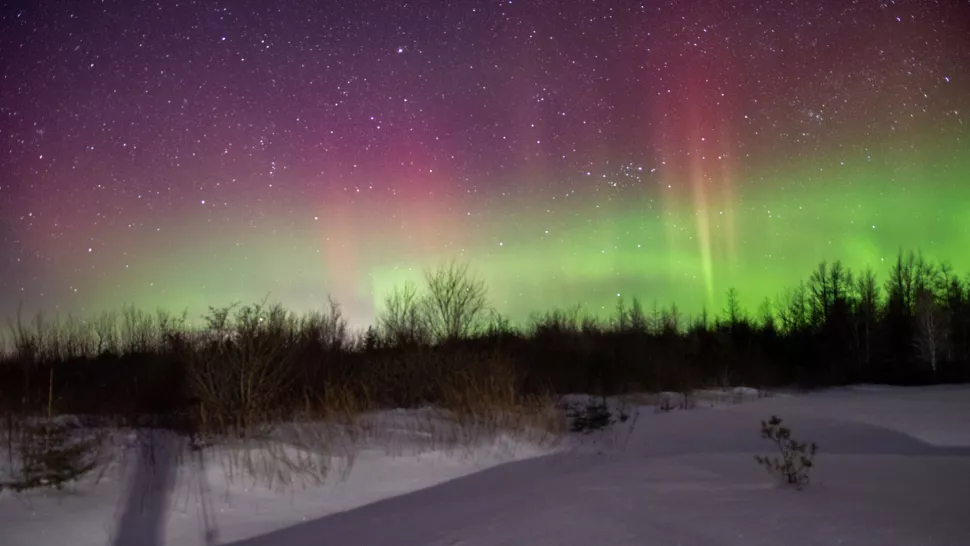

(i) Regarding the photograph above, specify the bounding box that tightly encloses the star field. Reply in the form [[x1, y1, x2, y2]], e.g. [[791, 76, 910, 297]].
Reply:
[[1, 0, 968, 325]]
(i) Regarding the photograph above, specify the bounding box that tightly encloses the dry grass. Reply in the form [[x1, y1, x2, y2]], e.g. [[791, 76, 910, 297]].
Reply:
[[429, 351, 565, 452], [208, 430, 344, 492], [186, 345, 565, 490]]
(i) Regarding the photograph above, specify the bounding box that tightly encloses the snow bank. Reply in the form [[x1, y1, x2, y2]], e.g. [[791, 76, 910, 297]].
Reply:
[[229, 385, 970, 546], [3, 385, 969, 546], [0, 411, 553, 546]]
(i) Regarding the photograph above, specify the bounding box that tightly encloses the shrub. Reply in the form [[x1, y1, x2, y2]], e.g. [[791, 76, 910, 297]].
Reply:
[[655, 391, 697, 413], [2, 418, 100, 492], [565, 396, 628, 433], [755, 415, 818, 487], [656, 393, 675, 413], [190, 336, 297, 437]]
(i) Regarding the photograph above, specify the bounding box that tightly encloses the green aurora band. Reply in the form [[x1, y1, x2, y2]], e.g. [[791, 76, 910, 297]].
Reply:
[[372, 150, 970, 323], [70, 138, 969, 329]]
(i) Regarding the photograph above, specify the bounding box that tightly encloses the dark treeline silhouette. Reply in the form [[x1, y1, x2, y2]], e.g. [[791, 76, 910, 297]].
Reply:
[[0, 251, 968, 432]]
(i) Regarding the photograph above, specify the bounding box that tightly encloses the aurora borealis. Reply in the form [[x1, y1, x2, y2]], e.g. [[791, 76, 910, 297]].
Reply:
[[1, 0, 968, 327]]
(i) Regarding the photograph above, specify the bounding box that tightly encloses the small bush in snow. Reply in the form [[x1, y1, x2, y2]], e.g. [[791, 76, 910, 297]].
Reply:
[[655, 391, 695, 413], [755, 415, 817, 487], [656, 394, 675, 413], [2, 419, 99, 492], [565, 396, 627, 433]]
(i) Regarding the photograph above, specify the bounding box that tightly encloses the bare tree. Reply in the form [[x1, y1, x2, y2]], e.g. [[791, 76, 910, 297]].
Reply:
[[855, 268, 880, 370], [886, 250, 939, 316], [936, 262, 957, 299], [423, 261, 489, 342], [61, 314, 94, 359], [93, 310, 119, 355], [7, 306, 36, 363], [912, 255, 938, 306], [156, 309, 189, 352], [614, 297, 629, 332], [484, 309, 513, 337], [120, 304, 157, 354], [320, 296, 349, 351], [809, 262, 832, 326], [776, 283, 809, 334], [914, 289, 948, 378], [379, 281, 430, 347]]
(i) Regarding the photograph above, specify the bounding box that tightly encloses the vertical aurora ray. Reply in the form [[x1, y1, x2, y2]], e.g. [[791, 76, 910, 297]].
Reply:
[[652, 41, 733, 310], [318, 188, 367, 312], [690, 166, 715, 307], [687, 110, 716, 308], [716, 114, 740, 275]]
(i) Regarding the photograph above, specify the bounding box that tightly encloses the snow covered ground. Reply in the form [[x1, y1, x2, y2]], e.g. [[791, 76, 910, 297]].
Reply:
[[0, 409, 555, 546], [2, 385, 969, 546]]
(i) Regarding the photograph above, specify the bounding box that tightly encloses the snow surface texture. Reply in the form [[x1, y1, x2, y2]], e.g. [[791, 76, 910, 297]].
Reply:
[[2, 386, 969, 546], [0, 409, 554, 546]]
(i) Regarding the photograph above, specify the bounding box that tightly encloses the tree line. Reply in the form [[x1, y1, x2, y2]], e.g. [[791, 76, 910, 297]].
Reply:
[[0, 250, 967, 429]]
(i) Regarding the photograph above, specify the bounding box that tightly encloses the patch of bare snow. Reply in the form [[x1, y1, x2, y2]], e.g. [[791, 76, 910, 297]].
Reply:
[[0, 412, 554, 546], [4, 385, 969, 546], [227, 384, 970, 546]]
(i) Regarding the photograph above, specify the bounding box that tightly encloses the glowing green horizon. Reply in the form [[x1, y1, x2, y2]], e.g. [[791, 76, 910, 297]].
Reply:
[[41, 139, 965, 330]]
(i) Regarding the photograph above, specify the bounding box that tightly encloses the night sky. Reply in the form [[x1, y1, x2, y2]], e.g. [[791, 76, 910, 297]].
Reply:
[[2, 0, 969, 327]]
